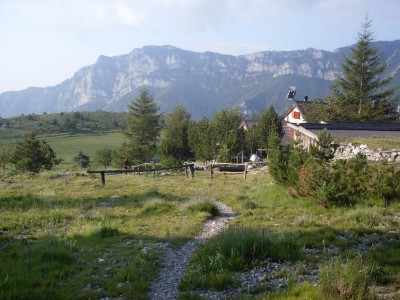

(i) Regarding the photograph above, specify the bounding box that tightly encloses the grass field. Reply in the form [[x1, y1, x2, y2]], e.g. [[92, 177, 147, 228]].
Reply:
[[0, 168, 399, 299], [46, 131, 124, 164], [0, 131, 124, 168]]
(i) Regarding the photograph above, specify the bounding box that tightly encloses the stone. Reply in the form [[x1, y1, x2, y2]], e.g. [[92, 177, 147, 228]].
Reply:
[[116, 283, 125, 289], [359, 144, 368, 149]]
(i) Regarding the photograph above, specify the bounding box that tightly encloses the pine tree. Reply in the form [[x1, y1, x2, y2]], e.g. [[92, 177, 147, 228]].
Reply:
[[309, 129, 335, 161], [73, 151, 91, 168], [160, 105, 193, 166], [188, 117, 214, 164], [12, 131, 58, 173], [332, 16, 398, 122], [210, 108, 243, 162], [258, 105, 283, 149], [123, 88, 161, 164]]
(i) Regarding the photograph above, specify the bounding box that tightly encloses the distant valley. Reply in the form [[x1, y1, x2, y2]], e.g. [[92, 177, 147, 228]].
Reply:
[[0, 40, 399, 119]]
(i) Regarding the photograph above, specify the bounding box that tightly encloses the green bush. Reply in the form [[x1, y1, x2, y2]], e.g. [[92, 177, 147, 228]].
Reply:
[[299, 154, 400, 206]]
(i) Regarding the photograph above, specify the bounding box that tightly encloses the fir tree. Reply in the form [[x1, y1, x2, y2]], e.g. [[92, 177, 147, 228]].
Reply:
[[332, 16, 398, 121], [160, 105, 193, 166], [188, 117, 214, 164], [258, 105, 283, 149], [123, 88, 161, 164], [309, 128, 335, 161]]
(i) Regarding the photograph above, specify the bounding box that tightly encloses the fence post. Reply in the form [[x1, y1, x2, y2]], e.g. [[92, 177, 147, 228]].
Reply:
[[184, 163, 188, 178], [189, 164, 195, 179], [101, 172, 106, 185], [210, 164, 213, 179], [243, 163, 248, 180]]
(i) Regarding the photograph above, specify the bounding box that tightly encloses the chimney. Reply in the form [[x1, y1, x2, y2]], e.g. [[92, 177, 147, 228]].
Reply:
[[304, 96, 308, 102]]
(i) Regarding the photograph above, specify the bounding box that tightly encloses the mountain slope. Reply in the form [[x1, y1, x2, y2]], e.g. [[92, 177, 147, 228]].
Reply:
[[1, 41, 399, 119]]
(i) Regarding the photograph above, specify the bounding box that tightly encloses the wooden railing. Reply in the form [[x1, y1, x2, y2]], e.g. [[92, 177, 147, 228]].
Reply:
[[209, 163, 248, 179], [87, 163, 194, 185]]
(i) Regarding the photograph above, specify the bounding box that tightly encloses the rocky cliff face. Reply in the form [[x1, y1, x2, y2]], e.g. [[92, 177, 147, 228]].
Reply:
[[1, 41, 399, 119]]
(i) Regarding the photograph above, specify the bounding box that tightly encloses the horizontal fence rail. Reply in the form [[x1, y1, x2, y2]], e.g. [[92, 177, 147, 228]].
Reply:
[[87, 162, 250, 185], [87, 163, 195, 185]]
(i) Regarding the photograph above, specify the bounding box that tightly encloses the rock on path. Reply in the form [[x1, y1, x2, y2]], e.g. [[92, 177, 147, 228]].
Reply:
[[148, 200, 235, 300]]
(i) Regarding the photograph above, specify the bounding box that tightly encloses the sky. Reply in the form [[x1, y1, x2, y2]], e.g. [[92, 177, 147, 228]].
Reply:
[[0, 0, 399, 93]]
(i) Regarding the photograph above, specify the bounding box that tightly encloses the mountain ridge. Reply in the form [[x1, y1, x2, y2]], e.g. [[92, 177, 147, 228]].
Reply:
[[1, 40, 399, 119]]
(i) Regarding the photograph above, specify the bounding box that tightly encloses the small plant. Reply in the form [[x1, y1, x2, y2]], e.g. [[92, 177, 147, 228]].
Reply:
[[184, 199, 219, 217], [351, 208, 386, 227], [242, 200, 257, 210], [98, 226, 119, 238], [319, 255, 373, 300], [141, 199, 173, 215]]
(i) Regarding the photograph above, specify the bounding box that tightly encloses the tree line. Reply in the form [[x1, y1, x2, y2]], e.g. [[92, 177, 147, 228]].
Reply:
[[0, 89, 282, 173], [1, 16, 398, 175]]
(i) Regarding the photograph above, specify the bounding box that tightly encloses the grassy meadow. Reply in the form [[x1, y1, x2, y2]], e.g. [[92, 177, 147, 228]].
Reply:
[[0, 119, 400, 299], [0, 167, 399, 299], [0, 131, 124, 169]]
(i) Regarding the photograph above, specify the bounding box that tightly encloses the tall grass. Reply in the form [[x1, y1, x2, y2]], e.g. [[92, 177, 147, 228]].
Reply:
[[180, 227, 303, 291], [0, 167, 399, 298], [319, 255, 373, 300]]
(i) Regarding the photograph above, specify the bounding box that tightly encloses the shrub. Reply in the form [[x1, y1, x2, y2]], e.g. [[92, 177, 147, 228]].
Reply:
[[298, 154, 400, 206], [319, 256, 373, 300], [73, 151, 91, 168], [367, 162, 400, 204], [12, 131, 58, 173]]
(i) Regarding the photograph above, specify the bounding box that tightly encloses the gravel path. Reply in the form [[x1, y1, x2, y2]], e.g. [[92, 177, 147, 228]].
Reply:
[[148, 200, 236, 300]]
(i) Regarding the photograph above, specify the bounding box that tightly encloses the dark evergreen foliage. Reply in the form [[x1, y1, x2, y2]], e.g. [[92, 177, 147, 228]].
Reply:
[[258, 105, 283, 149], [123, 88, 161, 164], [309, 128, 335, 161], [330, 16, 398, 122], [210, 108, 243, 162], [73, 151, 91, 168], [159, 105, 193, 166], [12, 131, 58, 173], [188, 117, 215, 163]]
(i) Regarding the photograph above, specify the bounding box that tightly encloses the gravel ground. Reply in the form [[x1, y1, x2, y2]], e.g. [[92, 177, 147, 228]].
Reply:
[[147, 200, 399, 300], [148, 200, 235, 300]]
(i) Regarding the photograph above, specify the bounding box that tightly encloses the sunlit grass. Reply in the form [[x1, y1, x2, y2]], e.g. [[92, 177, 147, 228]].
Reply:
[[0, 168, 399, 298]]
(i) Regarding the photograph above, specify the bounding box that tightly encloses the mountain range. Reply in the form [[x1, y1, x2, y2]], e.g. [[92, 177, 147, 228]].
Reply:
[[1, 40, 399, 119]]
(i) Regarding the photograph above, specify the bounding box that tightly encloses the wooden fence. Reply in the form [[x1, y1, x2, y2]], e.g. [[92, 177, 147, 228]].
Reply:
[[88, 162, 249, 185], [208, 163, 248, 180], [87, 163, 194, 185]]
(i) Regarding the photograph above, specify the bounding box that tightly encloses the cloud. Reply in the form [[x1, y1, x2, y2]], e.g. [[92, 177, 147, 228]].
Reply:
[[115, 2, 147, 27]]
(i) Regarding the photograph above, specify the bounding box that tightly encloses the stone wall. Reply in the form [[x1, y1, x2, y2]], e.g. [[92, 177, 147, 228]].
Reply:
[[334, 143, 400, 162]]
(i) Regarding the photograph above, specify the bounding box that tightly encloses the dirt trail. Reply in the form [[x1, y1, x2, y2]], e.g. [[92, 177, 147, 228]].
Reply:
[[148, 200, 235, 300]]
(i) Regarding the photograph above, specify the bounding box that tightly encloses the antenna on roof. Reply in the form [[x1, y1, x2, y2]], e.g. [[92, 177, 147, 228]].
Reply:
[[286, 86, 296, 101]]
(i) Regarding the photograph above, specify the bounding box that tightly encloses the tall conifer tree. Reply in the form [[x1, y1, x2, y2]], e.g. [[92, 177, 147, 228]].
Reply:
[[332, 16, 398, 121], [124, 88, 161, 164], [160, 105, 192, 165]]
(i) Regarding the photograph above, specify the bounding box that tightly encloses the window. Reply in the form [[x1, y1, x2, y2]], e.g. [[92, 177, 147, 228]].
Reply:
[[292, 111, 301, 119]]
